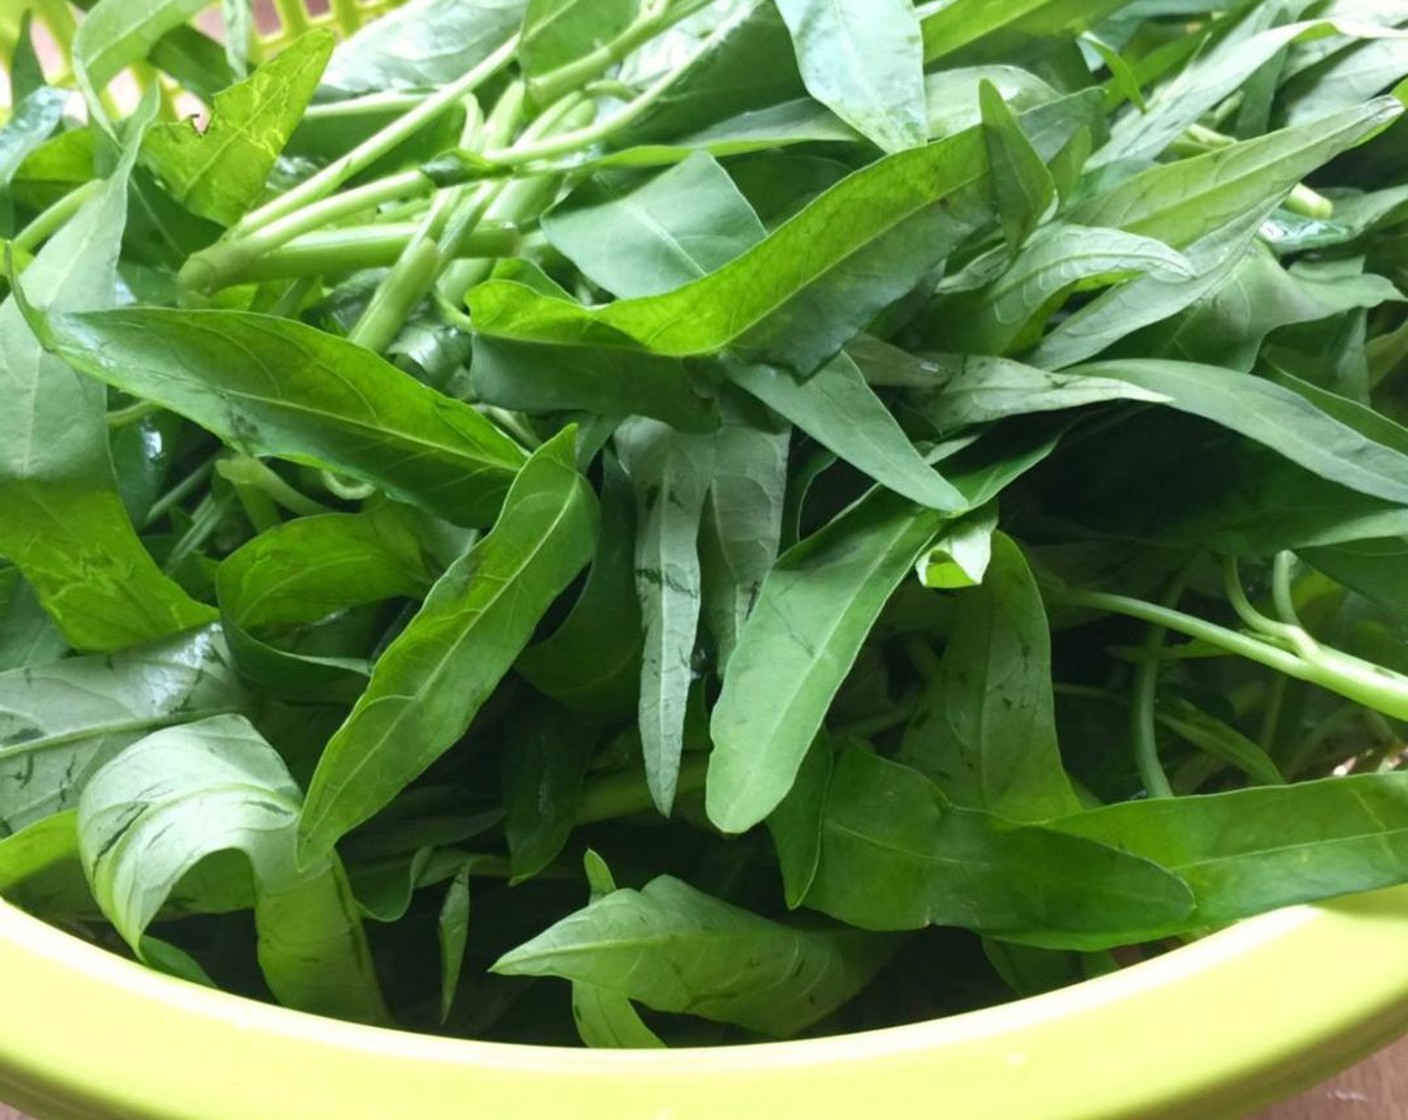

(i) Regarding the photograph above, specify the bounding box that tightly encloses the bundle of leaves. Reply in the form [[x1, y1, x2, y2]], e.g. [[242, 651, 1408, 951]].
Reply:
[[3, 0, 1408, 1046]]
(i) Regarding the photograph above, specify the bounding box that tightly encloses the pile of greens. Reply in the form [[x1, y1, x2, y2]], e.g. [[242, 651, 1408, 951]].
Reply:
[[3, 0, 1408, 1046]]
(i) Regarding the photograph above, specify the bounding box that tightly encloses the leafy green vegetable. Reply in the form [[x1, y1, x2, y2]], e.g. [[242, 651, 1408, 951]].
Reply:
[[9, 0, 1408, 1051], [299, 430, 596, 856], [900, 534, 1080, 821], [79, 715, 387, 1022], [616, 418, 715, 814], [144, 30, 334, 226], [798, 747, 1195, 950], [2, 102, 216, 652], [29, 308, 527, 526], [773, 0, 927, 154], [542, 151, 765, 298], [494, 873, 897, 1037]]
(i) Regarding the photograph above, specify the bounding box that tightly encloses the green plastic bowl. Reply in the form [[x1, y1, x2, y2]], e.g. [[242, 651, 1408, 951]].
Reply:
[[1, 888, 1406, 1120]]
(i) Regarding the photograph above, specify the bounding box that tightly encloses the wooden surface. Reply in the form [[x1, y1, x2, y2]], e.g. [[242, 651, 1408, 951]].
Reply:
[[1, 1036, 1404, 1119], [1255, 1036, 1408, 1120]]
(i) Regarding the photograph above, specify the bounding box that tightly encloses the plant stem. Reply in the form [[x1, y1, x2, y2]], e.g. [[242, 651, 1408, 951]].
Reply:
[[482, 17, 735, 167], [526, 0, 715, 107], [13, 181, 104, 253], [163, 492, 232, 574], [219, 222, 519, 284], [1129, 566, 1196, 800], [216, 457, 332, 517], [105, 399, 159, 428], [145, 454, 218, 528], [235, 35, 519, 238], [575, 756, 709, 825], [189, 168, 434, 288], [304, 91, 429, 121]]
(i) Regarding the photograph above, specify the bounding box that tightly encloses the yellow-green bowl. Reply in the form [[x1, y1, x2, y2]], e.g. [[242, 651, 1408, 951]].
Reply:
[[2, 888, 1407, 1120]]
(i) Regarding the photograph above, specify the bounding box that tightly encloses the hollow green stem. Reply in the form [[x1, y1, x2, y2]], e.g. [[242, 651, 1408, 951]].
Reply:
[[1129, 566, 1196, 800], [13, 180, 103, 253], [1053, 588, 1408, 723], [216, 457, 332, 518], [163, 493, 233, 574], [180, 163, 478, 294], [483, 17, 735, 167], [304, 91, 429, 121], [526, 0, 715, 107], [575, 756, 709, 825], [234, 35, 519, 237], [224, 222, 520, 284], [105, 399, 159, 428], [144, 454, 218, 529]]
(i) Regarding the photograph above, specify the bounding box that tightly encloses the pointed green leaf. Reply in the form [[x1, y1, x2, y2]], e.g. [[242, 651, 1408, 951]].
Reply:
[[900, 534, 1081, 821], [144, 30, 335, 226], [299, 431, 598, 856], [979, 79, 1055, 252], [79, 714, 388, 1023], [616, 419, 715, 814], [30, 308, 528, 527], [495, 874, 896, 1037], [774, 0, 927, 153]]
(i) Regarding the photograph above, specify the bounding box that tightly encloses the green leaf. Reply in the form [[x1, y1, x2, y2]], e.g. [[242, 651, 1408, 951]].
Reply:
[[216, 506, 438, 698], [469, 336, 721, 434], [979, 79, 1055, 252], [1151, 252, 1402, 371], [616, 419, 715, 814], [321, 0, 528, 95], [78, 714, 388, 1023], [1070, 358, 1408, 506], [0, 86, 69, 234], [920, 0, 1139, 64], [1046, 771, 1408, 926], [6, 14, 46, 105], [1030, 205, 1274, 369], [542, 151, 766, 298], [73, 0, 210, 114], [0, 571, 67, 673], [31, 309, 528, 527], [0, 811, 80, 893], [932, 223, 1195, 355], [1156, 698, 1286, 787], [299, 430, 598, 857], [915, 505, 998, 589], [766, 730, 833, 908], [900, 534, 1081, 821], [517, 453, 642, 722], [899, 354, 1167, 436], [727, 355, 969, 511], [0, 627, 244, 837], [699, 391, 790, 670], [2, 110, 216, 653], [494, 873, 897, 1037], [614, 3, 804, 146], [437, 865, 471, 1022], [706, 489, 946, 834], [922, 65, 1059, 137], [471, 97, 1093, 371], [1068, 98, 1403, 248], [773, 0, 927, 153], [802, 747, 1195, 949], [570, 851, 665, 1049], [708, 433, 1061, 833], [503, 702, 598, 882], [519, 0, 637, 79], [1095, 17, 1340, 166], [143, 31, 335, 226]]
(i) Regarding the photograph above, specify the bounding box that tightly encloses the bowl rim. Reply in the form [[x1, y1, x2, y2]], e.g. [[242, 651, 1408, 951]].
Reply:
[[2, 887, 1408, 1120]]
